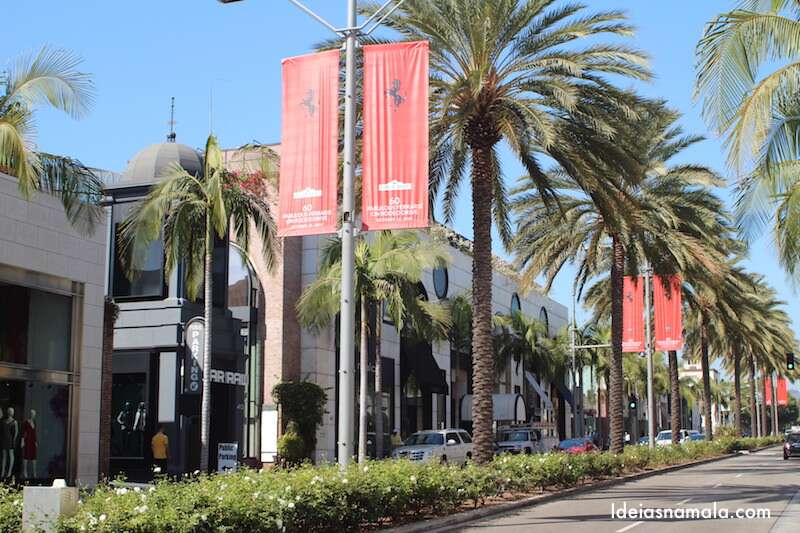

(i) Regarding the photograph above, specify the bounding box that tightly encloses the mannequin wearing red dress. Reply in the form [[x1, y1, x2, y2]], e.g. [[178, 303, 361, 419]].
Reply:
[[21, 409, 36, 479]]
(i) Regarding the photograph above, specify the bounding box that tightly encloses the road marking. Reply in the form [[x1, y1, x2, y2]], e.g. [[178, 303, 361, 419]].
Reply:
[[770, 488, 800, 533], [616, 521, 644, 532], [735, 473, 743, 478], [713, 482, 723, 488], [677, 498, 691, 505]]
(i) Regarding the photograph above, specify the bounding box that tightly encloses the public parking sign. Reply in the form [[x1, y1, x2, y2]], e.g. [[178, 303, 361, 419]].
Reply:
[[184, 317, 205, 394]]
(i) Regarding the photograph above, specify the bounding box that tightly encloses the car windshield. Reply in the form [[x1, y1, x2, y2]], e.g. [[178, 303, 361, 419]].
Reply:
[[656, 431, 671, 440], [788, 433, 800, 444], [501, 431, 529, 442], [405, 433, 444, 446]]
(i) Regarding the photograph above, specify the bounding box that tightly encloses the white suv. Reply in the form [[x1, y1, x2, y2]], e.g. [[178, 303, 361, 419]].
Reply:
[[391, 429, 474, 464], [496, 428, 540, 455]]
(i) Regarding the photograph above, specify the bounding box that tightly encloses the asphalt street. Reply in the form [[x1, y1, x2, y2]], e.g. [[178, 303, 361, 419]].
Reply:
[[451, 446, 800, 533]]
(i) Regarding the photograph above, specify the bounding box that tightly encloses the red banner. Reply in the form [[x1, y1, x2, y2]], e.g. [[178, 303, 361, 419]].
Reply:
[[622, 276, 644, 352], [278, 50, 339, 237], [765, 377, 789, 406], [653, 275, 683, 351], [362, 41, 429, 230]]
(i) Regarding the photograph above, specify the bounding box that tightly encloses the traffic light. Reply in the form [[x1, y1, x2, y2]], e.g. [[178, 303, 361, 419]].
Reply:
[[628, 395, 638, 410], [788, 352, 795, 371]]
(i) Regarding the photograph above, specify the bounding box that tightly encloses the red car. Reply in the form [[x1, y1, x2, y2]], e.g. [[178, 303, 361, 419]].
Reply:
[[558, 438, 597, 454]]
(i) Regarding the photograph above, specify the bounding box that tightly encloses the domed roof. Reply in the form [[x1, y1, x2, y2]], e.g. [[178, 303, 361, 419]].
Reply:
[[121, 142, 203, 183]]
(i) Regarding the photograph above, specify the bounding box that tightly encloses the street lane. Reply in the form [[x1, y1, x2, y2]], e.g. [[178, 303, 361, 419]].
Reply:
[[451, 446, 800, 533]]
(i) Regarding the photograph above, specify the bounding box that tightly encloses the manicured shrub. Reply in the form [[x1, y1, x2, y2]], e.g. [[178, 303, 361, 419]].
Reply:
[[45, 436, 781, 532], [0, 486, 20, 533], [272, 381, 327, 460], [278, 421, 307, 466]]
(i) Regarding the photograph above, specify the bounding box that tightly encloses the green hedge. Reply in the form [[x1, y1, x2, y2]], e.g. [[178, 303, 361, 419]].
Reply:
[[0, 436, 780, 533]]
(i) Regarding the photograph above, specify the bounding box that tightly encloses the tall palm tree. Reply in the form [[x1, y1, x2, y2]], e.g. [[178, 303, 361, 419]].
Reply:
[[695, 1, 800, 278], [0, 46, 102, 231], [517, 102, 729, 452], [364, 0, 649, 462], [119, 134, 277, 472], [297, 231, 451, 463]]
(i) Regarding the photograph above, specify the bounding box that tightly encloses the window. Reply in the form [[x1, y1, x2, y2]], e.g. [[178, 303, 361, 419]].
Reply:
[[0, 380, 70, 481], [510, 293, 521, 314], [112, 203, 165, 299], [446, 432, 460, 444], [459, 431, 472, 443], [539, 307, 550, 336], [0, 284, 72, 371], [433, 266, 448, 300]]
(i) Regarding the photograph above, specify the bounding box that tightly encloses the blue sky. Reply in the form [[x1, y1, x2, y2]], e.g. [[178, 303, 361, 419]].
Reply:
[[2, 1, 797, 346]]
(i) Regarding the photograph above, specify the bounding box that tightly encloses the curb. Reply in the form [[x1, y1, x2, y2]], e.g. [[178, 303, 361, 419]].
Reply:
[[384, 444, 780, 533]]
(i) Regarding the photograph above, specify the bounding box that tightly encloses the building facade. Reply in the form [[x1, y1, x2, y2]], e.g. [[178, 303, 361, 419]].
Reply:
[[0, 172, 106, 485]]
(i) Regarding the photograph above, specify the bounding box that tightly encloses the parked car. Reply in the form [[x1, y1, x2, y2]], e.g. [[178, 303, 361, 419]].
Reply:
[[655, 429, 699, 446], [686, 433, 705, 442], [783, 431, 800, 460], [558, 437, 597, 454], [391, 429, 473, 464], [637, 436, 650, 445], [495, 427, 541, 455]]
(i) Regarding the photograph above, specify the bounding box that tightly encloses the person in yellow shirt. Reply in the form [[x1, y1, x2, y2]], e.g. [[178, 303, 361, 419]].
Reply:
[[151, 425, 169, 477]]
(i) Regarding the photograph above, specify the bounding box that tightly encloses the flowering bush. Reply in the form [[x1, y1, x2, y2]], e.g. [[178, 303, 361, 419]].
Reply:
[[2, 435, 768, 533]]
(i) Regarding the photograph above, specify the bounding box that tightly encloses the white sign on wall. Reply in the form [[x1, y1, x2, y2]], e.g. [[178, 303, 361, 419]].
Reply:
[[217, 442, 238, 472]]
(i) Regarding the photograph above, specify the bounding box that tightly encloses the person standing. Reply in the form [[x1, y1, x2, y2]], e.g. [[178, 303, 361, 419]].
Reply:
[[150, 425, 169, 477]]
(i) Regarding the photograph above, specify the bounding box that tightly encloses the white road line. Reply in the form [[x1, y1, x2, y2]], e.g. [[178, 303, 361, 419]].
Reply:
[[677, 498, 692, 505], [713, 482, 723, 488], [616, 520, 644, 533], [735, 473, 743, 478]]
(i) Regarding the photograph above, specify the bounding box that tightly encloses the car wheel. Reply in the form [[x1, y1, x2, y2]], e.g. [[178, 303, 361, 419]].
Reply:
[[440, 455, 447, 465], [784, 453, 789, 460], [524, 447, 532, 455]]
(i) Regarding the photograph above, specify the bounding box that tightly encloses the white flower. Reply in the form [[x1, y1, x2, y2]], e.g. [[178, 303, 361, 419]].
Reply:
[[253, 492, 260, 499], [410, 476, 417, 483], [342, 478, 348, 484], [288, 502, 295, 509], [133, 487, 141, 493], [285, 485, 292, 492], [363, 466, 369, 472], [99, 514, 107, 522], [134, 505, 148, 514], [115, 488, 128, 495]]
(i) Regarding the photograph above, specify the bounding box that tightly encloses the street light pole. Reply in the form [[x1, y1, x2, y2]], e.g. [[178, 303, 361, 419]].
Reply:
[[644, 263, 655, 449], [570, 284, 577, 438], [219, 0, 405, 469]]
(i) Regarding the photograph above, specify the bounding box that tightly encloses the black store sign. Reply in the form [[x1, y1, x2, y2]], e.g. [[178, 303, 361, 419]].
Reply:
[[184, 317, 205, 394]]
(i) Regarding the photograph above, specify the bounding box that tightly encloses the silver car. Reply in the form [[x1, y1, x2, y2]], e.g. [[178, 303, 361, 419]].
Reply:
[[391, 429, 474, 464]]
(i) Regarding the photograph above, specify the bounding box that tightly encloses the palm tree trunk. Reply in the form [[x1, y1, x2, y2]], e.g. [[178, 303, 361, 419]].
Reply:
[[374, 305, 384, 459], [469, 143, 495, 464], [358, 297, 369, 463], [200, 217, 213, 472], [604, 369, 610, 449], [609, 235, 625, 454], [99, 298, 118, 479], [733, 352, 742, 437], [748, 355, 757, 437], [700, 332, 713, 440], [668, 350, 680, 445]]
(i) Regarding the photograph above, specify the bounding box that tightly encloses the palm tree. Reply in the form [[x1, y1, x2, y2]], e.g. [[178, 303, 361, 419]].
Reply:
[[0, 46, 102, 231], [119, 134, 277, 472], [297, 231, 451, 463], [516, 102, 730, 452], [364, 0, 649, 463], [695, 1, 800, 279]]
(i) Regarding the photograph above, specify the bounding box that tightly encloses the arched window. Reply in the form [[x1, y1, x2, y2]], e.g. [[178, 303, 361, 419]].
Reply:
[[433, 266, 449, 300], [538, 307, 550, 337], [510, 292, 521, 315]]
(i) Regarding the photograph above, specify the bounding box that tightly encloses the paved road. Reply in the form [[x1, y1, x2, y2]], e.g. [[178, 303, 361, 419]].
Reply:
[[451, 446, 800, 533]]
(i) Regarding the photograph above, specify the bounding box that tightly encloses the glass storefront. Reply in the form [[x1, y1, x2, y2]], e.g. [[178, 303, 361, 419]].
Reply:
[[0, 275, 79, 484]]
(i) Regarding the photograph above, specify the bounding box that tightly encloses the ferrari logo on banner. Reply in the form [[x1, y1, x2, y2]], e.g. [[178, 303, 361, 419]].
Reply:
[[362, 41, 430, 230], [653, 275, 684, 351], [622, 276, 644, 352], [278, 50, 339, 237]]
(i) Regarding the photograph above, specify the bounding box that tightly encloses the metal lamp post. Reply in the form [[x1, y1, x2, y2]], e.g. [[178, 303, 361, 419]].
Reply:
[[218, 0, 404, 468]]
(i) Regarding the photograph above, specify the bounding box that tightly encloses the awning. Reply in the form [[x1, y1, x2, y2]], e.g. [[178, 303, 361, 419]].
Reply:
[[401, 340, 448, 394], [555, 380, 574, 407], [460, 394, 527, 422], [525, 371, 554, 410]]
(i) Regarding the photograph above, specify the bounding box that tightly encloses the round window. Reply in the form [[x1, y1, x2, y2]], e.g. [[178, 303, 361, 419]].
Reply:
[[510, 292, 521, 315], [433, 266, 449, 299]]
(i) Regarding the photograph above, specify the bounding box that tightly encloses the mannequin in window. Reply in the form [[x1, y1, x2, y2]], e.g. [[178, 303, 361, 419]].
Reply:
[[133, 402, 147, 456], [116, 401, 134, 455], [21, 409, 37, 479], [0, 407, 18, 478]]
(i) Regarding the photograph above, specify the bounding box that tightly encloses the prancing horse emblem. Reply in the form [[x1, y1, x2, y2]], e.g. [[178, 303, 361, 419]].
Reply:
[[301, 89, 316, 116], [386, 79, 405, 109]]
